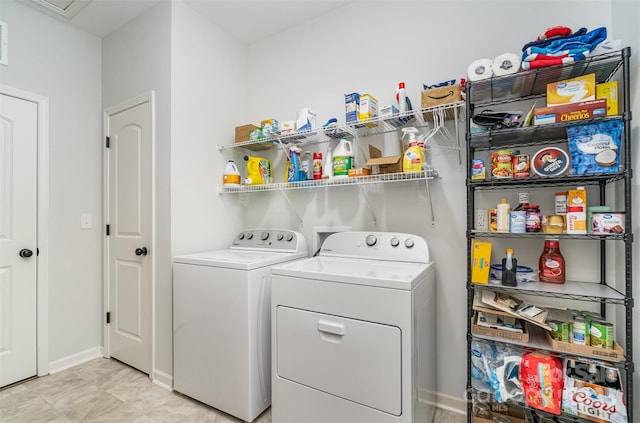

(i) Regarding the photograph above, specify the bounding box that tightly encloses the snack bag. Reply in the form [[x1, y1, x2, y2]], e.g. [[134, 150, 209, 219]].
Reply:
[[520, 351, 564, 414]]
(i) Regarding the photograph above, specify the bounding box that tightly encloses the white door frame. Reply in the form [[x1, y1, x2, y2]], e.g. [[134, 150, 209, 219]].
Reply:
[[103, 91, 156, 380], [0, 84, 50, 377]]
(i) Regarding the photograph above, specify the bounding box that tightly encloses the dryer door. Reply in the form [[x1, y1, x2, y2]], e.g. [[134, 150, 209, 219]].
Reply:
[[275, 306, 402, 416]]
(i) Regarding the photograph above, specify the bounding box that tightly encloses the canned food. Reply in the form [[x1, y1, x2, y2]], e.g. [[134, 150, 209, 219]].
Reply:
[[491, 150, 513, 179], [512, 154, 530, 178], [590, 319, 614, 349], [572, 316, 590, 345], [548, 319, 571, 342]]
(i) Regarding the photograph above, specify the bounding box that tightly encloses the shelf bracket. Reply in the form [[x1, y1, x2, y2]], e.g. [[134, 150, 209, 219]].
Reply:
[[424, 175, 436, 227], [357, 184, 377, 226], [278, 188, 304, 227]]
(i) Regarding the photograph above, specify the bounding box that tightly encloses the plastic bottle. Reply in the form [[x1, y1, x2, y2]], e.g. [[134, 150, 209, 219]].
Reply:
[[496, 198, 511, 233], [313, 152, 323, 180], [223, 160, 241, 185], [402, 127, 424, 172], [539, 238, 565, 284], [287, 147, 304, 182], [332, 138, 354, 179], [302, 151, 312, 180], [396, 82, 407, 114], [323, 149, 333, 179], [501, 248, 518, 286]]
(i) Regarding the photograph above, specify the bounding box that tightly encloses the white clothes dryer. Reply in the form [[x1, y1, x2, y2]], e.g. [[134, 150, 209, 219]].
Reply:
[[271, 231, 435, 423], [173, 229, 308, 422]]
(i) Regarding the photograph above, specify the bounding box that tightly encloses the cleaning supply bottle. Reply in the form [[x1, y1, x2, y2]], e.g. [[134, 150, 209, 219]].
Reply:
[[223, 160, 241, 185], [402, 127, 424, 172], [396, 82, 408, 114], [501, 248, 518, 286], [302, 151, 312, 180], [313, 152, 323, 180], [287, 147, 304, 182], [332, 138, 354, 179], [323, 149, 333, 179]]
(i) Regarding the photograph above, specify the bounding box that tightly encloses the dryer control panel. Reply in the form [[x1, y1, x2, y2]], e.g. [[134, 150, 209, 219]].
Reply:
[[319, 231, 430, 264], [231, 229, 306, 253]]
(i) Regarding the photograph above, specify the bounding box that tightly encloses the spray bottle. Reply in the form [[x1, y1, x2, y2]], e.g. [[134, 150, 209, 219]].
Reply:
[[402, 127, 424, 172], [287, 146, 305, 182]]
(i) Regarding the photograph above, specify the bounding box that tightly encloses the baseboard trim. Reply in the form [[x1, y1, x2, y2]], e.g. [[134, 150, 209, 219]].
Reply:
[[436, 392, 467, 415], [48, 346, 103, 374], [152, 369, 173, 391]]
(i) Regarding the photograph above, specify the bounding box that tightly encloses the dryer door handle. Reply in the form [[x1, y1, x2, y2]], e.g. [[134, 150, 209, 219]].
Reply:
[[318, 320, 346, 336]]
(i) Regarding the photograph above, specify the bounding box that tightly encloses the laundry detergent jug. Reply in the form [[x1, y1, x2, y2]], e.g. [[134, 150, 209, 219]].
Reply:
[[244, 156, 272, 185], [223, 160, 241, 185], [332, 138, 354, 179]]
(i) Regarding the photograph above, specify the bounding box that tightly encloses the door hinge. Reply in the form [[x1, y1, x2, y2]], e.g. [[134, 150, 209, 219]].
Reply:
[[106, 224, 110, 236], [106, 136, 110, 148], [106, 312, 111, 324]]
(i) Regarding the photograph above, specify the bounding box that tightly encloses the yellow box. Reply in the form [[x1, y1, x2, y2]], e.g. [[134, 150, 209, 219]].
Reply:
[[596, 81, 618, 116], [358, 93, 378, 128], [471, 240, 492, 284], [546, 73, 596, 107]]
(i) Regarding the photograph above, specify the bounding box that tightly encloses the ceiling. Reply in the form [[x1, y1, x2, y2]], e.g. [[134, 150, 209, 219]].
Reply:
[[20, 0, 355, 43]]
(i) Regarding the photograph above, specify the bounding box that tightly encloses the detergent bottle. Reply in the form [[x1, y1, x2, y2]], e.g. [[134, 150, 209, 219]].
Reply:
[[332, 138, 354, 179], [223, 160, 241, 185], [287, 147, 306, 182], [402, 127, 424, 172], [244, 156, 271, 185]]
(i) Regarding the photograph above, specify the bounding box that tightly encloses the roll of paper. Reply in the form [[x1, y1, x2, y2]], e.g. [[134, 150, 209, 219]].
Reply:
[[467, 59, 494, 81], [492, 53, 521, 77]]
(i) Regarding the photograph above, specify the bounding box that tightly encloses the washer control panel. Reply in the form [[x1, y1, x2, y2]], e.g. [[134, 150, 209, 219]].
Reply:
[[319, 231, 429, 263], [232, 229, 305, 252]]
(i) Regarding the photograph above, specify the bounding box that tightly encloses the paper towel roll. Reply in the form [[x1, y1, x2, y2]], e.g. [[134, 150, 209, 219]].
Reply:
[[467, 59, 494, 81], [492, 53, 521, 76]]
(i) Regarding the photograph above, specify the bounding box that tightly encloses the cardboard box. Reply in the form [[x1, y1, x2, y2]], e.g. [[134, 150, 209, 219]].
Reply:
[[472, 314, 529, 342], [472, 404, 527, 423], [592, 211, 625, 234], [534, 98, 607, 125], [365, 145, 402, 174], [597, 81, 618, 116], [544, 330, 624, 362], [471, 240, 492, 284], [547, 73, 596, 107], [348, 167, 371, 177], [358, 93, 378, 127], [235, 124, 270, 151], [345, 92, 360, 123], [421, 84, 462, 121]]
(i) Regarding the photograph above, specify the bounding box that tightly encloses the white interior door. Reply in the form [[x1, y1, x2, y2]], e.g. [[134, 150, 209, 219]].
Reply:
[[0, 93, 38, 387], [106, 99, 152, 374]]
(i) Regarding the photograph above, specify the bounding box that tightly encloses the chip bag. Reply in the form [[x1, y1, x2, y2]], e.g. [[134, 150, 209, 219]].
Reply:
[[520, 351, 564, 414]]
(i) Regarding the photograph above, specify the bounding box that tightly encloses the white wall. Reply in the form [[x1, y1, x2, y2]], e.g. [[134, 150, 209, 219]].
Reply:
[[170, 1, 246, 256], [243, 0, 614, 410], [102, 1, 173, 378], [0, 1, 103, 363], [611, 2, 639, 421]]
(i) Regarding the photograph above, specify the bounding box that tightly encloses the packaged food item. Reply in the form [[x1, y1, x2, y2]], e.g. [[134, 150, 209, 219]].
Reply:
[[546, 73, 596, 106], [491, 150, 513, 179], [592, 212, 625, 235], [524, 204, 541, 233], [520, 351, 564, 414], [531, 147, 570, 177], [510, 210, 526, 233], [496, 198, 510, 233], [567, 206, 587, 234], [596, 80, 618, 116], [590, 319, 614, 349], [534, 99, 607, 125], [512, 154, 530, 178], [539, 239, 565, 284], [471, 240, 492, 284], [547, 320, 571, 342], [568, 186, 587, 209], [489, 208, 498, 232], [471, 159, 486, 180], [567, 119, 624, 175], [572, 316, 590, 345]]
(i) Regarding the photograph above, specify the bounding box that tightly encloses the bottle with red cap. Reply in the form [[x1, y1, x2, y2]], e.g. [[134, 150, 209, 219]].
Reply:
[[396, 82, 407, 114]]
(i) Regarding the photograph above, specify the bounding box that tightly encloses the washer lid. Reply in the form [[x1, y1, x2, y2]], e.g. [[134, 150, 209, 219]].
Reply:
[[173, 249, 308, 270], [272, 256, 433, 290]]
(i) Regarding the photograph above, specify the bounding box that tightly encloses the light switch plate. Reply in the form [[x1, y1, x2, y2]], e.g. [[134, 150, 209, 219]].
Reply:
[[80, 213, 92, 229]]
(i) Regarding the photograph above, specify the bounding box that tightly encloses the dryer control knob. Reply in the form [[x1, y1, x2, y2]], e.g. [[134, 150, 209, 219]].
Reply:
[[285, 233, 294, 242], [365, 235, 377, 246], [261, 232, 269, 241], [277, 233, 284, 241], [404, 239, 414, 249], [390, 238, 400, 247], [238, 233, 245, 240], [246, 232, 254, 240]]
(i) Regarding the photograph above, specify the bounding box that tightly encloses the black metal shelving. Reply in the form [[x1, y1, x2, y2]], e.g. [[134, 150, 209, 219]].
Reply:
[[465, 47, 634, 422]]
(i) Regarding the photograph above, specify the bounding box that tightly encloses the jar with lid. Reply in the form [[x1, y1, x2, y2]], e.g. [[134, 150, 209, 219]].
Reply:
[[539, 238, 565, 284], [524, 204, 541, 232]]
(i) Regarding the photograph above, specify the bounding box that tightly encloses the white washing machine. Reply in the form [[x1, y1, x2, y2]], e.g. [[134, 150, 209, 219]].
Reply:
[[173, 229, 308, 423], [271, 231, 435, 423]]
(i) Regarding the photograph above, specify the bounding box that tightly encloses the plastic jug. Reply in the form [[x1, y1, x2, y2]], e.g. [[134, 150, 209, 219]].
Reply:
[[223, 160, 241, 185], [244, 156, 272, 185], [332, 138, 354, 179]]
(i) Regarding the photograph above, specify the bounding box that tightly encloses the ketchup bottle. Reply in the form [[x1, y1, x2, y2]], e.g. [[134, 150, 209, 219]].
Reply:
[[539, 238, 565, 284]]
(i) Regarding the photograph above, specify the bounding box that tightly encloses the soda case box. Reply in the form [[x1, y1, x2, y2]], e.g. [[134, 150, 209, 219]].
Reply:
[[562, 360, 627, 422], [547, 73, 596, 107], [567, 119, 624, 175]]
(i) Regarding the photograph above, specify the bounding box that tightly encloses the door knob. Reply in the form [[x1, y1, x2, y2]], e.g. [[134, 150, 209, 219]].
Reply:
[[135, 247, 148, 256], [19, 248, 34, 258]]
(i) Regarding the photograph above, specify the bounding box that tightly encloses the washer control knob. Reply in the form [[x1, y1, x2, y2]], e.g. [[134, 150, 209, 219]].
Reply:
[[285, 233, 294, 242], [404, 238, 414, 249], [238, 233, 245, 240], [246, 232, 254, 240], [390, 238, 400, 247], [277, 233, 284, 241], [365, 235, 377, 246], [261, 231, 269, 241]]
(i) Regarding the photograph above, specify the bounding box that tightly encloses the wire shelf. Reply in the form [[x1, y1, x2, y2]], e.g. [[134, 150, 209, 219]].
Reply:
[[468, 172, 628, 190], [218, 170, 438, 194], [468, 230, 627, 241], [220, 102, 465, 152]]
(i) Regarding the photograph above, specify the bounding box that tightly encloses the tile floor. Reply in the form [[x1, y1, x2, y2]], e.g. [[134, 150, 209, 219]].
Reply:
[[0, 358, 466, 422]]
